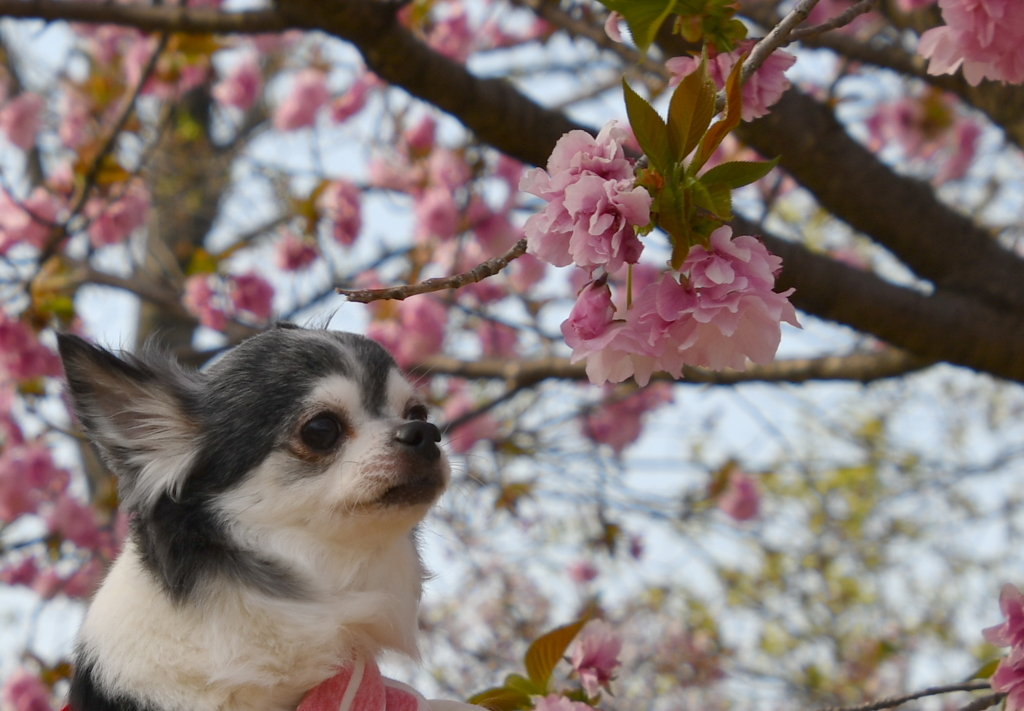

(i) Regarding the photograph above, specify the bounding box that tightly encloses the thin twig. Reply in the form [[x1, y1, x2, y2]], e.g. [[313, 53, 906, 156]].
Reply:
[[338, 238, 528, 302], [741, 0, 822, 85], [788, 0, 881, 41], [815, 681, 993, 711]]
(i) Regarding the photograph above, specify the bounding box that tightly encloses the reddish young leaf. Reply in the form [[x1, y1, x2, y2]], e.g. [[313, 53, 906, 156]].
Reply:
[[691, 51, 747, 174]]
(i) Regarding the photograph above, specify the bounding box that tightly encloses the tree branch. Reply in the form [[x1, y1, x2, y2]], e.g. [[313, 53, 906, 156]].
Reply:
[[338, 239, 527, 302], [0, 1, 288, 34], [409, 348, 929, 387], [814, 681, 992, 711]]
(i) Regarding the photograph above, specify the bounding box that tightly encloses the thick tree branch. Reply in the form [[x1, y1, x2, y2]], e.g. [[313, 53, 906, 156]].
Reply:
[[410, 348, 929, 387], [734, 88, 1024, 313], [0, 0, 288, 33]]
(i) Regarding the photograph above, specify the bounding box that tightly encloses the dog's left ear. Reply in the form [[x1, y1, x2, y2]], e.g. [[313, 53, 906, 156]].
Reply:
[[58, 334, 201, 511]]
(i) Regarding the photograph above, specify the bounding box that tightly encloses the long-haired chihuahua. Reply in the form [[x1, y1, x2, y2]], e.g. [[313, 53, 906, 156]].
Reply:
[[58, 324, 465, 711]]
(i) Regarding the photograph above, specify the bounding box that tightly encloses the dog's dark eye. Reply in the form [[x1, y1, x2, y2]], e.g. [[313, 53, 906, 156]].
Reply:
[[300, 413, 342, 452], [406, 404, 429, 422]]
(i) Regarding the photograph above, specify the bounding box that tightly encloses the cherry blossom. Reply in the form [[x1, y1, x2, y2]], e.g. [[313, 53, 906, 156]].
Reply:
[[428, 4, 474, 62], [918, 0, 1024, 85], [477, 321, 518, 358], [568, 560, 598, 584], [182, 275, 227, 331], [275, 231, 319, 271], [508, 253, 547, 293], [228, 272, 274, 322], [984, 583, 1024, 648], [0, 315, 63, 381], [330, 73, 376, 124], [0, 668, 51, 711], [415, 187, 460, 241], [717, 469, 760, 521], [442, 383, 500, 454], [58, 90, 91, 148], [86, 181, 150, 248], [62, 559, 103, 600], [0, 92, 44, 151], [318, 180, 362, 246], [532, 695, 593, 711], [521, 122, 649, 272], [212, 53, 263, 111], [0, 187, 64, 254], [273, 69, 329, 131], [667, 42, 796, 121], [0, 557, 38, 587], [993, 646, 1024, 711], [570, 619, 622, 697], [45, 494, 102, 549], [583, 383, 673, 454], [403, 115, 437, 154], [367, 296, 447, 368]]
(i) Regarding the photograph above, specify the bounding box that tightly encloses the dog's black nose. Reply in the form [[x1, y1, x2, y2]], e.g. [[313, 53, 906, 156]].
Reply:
[[394, 421, 442, 460]]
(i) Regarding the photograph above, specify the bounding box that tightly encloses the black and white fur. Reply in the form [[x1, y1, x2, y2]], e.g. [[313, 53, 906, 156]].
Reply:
[[58, 325, 459, 711]]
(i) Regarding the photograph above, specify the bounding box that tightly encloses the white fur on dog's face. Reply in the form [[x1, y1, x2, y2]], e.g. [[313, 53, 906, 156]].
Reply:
[[59, 327, 449, 711]]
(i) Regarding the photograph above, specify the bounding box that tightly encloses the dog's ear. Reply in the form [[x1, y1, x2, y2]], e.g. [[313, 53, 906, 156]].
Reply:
[[58, 334, 201, 511]]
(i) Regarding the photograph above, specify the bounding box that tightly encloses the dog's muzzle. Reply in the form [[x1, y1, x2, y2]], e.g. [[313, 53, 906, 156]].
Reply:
[[393, 421, 442, 461], [378, 421, 446, 506]]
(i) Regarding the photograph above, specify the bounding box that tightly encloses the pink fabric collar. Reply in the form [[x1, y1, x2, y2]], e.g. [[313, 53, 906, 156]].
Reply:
[[297, 658, 431, 711]]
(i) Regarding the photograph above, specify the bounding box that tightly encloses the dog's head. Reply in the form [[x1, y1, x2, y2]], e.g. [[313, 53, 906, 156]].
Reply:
[[58, 325, 449, 604]]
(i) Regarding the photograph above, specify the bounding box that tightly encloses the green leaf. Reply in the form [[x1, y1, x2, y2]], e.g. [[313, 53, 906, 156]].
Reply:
[[622, 79, 672, 174], [691, 50, 746, 173], [699, 157, 779, 190], [524, 619, 589, 690], [667, 51, 717, 162], [467, 688, 532, 711], [599, 0, 677, 53], [966, 659, 1001, 680], [503, 674, 541, 696], [704, 181, 732, 219], [657, 178, 693, 269]]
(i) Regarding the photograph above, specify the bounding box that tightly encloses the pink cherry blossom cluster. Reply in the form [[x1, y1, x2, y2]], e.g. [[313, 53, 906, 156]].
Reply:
[[366, 295, 448, 369], [666, 42, 796, 122], [84, 179, 151, 248], [866, 92, 981, 185], [318, 180, 363, 247], [0, 667, 53, 711], [271, 68, 381, 131], [440, 379, 500, 454], [182, 271, 275, 329], [520, 122, 650, 275], [985, 584, 1024, 710], [0, 188, 65, 255], [918, 0, 1024, 85], [561, 226, 798, 385], [0, 92, 44, 151]]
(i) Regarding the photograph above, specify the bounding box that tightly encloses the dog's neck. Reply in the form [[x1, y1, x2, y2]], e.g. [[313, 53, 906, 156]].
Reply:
[[75, 535, 422, 711]]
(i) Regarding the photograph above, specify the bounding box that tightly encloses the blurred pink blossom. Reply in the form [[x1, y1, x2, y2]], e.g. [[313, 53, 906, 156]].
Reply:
[[507, 253, 546, 293], [415, 187, 460, 241], [428, 4, 473, 62], [562, 281, 616, 352], [0, 668, 51, 711], [0, 557, 38, 587], [667, 42, 796, 121], [212, 54, 262, 111], [583, 383, 673, 454], [183, 275, 227, 331], [477, 320, 518, 358], [86, 181, 150, 248], [59, 90, 91, 148], [0, 316, 62, 381], [367, 296, 447, 368], [985, 583, 1024, 647], [275, 231, 319, 271], [442, 383, 500, 454], [368, 156, 425, 194], [934, 120, 981, 183], [229, 272, 274, 322], [273, 69, 329, 131], [568, 560, 598, 584], [0, 188, 64, 254], [521, 122, 648, 273], [570, 619, 622, 697], [532, 695, 592, 711], [63, 559, 103, 600], [32, 568, 63, 600], [403, 115, 437, 154], [993, 646, 1024, 711], [717, 469, 760, 521], [45, 494, 102, 549], [0, 93, 43, 151], [428, 149, 472, 191], [318, 180, 362, 247], [330, 73, 376, 124], [918, 0, 1024, 85]]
